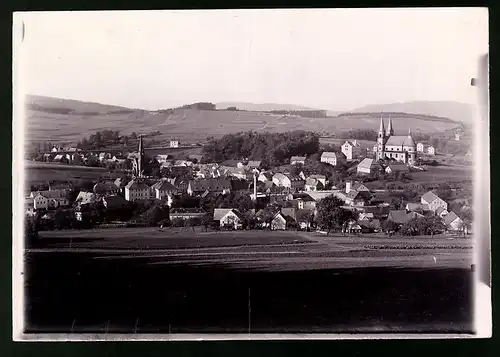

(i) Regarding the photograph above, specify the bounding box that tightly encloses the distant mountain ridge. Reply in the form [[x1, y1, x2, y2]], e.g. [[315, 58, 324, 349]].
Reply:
[[25, 95, 464, 145], [216, 100, 472, 123]]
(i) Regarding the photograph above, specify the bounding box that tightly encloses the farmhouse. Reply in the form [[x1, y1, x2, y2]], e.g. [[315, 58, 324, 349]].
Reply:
[[427, 145, 436, 156], [213, 208, 244, 229], [320, 151, 345, 166], [421, 191, 448, 213], [443, 211, 463, 232], [417, 142, 425, 152], [281, 207, 315, 230], [341, 140, 362, 161], [272, 173, 305, 190], [170, 140, 179, 148]]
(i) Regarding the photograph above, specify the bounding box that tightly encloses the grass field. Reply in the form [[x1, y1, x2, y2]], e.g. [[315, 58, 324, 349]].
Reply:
[[25, 161, 119, 184], [26, 96, 460, 145], [411, 164, 472, 183]]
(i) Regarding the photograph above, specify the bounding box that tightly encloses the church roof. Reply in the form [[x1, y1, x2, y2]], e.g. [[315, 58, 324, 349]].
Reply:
[[385, 135, 416, 147]]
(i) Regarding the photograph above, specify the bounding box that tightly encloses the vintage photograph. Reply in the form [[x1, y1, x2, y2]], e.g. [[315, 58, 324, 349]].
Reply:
[[13, 9, 489, 339]]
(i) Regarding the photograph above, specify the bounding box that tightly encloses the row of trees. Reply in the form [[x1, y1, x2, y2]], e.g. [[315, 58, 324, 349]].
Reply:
[[201, 131, 320, 167], [268, 110, 328, 118]]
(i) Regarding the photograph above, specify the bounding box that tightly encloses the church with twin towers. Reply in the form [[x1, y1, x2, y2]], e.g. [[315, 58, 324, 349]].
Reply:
[[374, 114, 417, 164]]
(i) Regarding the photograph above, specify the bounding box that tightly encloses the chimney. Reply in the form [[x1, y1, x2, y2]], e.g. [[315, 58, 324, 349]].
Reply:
[[346, 181, 352, 194]]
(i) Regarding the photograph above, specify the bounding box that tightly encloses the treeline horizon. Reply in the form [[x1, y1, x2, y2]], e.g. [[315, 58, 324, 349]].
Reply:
[[201, 131, 320, 167]]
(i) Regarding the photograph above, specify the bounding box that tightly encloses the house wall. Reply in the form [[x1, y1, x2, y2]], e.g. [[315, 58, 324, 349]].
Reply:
[[220, 211, 242, 227], [34, 196, 48, 210], [271, 216, 286, 230], [422, 197, 448, 212], [125, 188, 151, 201]]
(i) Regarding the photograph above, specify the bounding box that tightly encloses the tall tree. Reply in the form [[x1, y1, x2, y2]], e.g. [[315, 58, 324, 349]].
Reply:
[[316, 195, 354, 235]]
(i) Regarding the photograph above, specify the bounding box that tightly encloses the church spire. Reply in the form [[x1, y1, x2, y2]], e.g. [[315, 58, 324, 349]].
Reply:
[[386, 115, 394, 136], [378, 113, 385, 135], [408, 127, 412, 136]]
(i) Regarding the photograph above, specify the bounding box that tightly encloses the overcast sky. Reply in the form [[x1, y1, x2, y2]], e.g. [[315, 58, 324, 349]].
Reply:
[[16, 8, 488, 111]]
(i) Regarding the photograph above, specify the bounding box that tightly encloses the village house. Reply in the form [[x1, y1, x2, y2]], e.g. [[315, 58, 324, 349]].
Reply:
[[271, 212, 296, 230], [341, 140, 362, 161], [416, 142, 425, 152], [103, 195, 128, 210], [272, 173, 305, 191], [170, 140, 179, 148], [427, 145, 436, 156], [187, 178, 231, 196], [124, 180, 151, 201], [151, 179, 178, 200], [421, 191, 448, 213], [222, 166, 248, 180], [387, 210, 424, 227], [435, 206, 450, 218], [405, 202, 431, 214], [320, 151, 345, 166], [307, 174, 327, 187], [345, 181, 370, 194], [304, 177, 324, 192], [246, 160, 262, 169], [357, 158, 377, 174], [287, 193, 317, 210], [344, 219, 363, 234], [443, 211, 463, 232], [258, 172, 274, 183], [170, 208, 206, 220], [385, 164, 410, 174], [290, 156, 306, 165], [213, 208, 244, 229], [155, 154, 171, 164], [344, 189, 372, 207], [31, 194, 49, 210]]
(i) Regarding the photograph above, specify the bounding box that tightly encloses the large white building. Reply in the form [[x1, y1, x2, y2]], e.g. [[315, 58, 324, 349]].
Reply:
[[375, 115, 416, 164], [341, 140, 362, 161], [320, 152, 345, 166], [124, 180, 151, 201]]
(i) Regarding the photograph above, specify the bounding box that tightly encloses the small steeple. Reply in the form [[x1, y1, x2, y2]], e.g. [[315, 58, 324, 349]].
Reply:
[[408, 127, 412, 136], [386, 115, 394, 136]]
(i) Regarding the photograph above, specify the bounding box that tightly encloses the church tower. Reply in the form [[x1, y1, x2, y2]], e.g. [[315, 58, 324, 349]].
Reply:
[[138, 135, 144, 177], [377, 114, 386, 160], [386, 115, 394, 136]]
